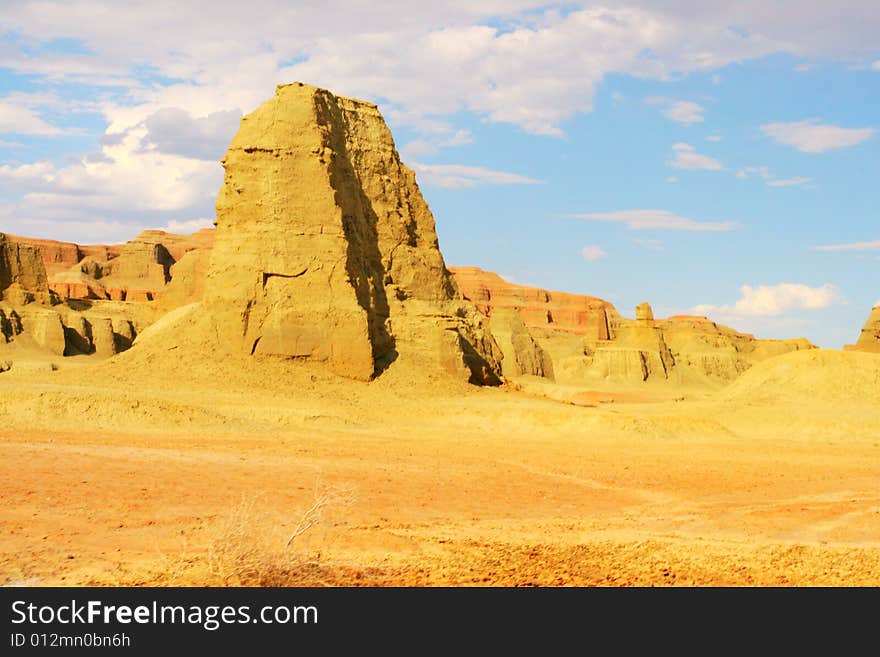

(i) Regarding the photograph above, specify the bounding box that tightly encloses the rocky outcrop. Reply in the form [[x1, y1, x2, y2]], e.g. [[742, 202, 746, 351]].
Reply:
[[193, 83, 501, 383], [845, 306, 880, 353]]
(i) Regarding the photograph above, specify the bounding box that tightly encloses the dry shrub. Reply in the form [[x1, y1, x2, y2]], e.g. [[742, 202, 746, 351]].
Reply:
[[203, 481, 356, 586]]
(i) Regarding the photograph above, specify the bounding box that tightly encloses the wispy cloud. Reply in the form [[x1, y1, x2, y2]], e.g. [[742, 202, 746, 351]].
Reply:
[[767, 176, 812, 187], [761, 120, 875, 153], [409, 162, 542, 189], [670, 143, 723, 170], [737, 165, 770, 180], [569, 209, 736, 232], [580, 244, 606, 261], [813, 240, 880, 252], [692, 283, 839, 318], [706, 135, 722, 142]]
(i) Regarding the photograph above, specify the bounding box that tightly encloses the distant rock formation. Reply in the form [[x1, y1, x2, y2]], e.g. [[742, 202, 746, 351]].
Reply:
[[845, 306, 880, 353], [449, 271, 815, 385], [1, 232, 149, 365], [6, 234, 122, 277], [450, 267, 619, 341], [16, 229, 215, 302], [172, 83, 502, 384]]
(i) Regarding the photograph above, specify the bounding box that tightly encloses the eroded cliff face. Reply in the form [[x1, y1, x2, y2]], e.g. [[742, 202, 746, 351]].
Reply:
[[200, 83, 501, 383], [845, 306, 880, 353]]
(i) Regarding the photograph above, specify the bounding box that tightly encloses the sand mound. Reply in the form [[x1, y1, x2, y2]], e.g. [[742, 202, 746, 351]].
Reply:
[[722, 349, 880, 404]]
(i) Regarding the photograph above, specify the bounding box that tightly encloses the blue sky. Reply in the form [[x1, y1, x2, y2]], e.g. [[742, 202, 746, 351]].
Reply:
[[1, 1, 878, 347]]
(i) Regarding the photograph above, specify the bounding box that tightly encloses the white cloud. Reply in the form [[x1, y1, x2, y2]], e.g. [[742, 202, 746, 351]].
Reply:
[[0, 127, 221, 242], [767, 176, 812, 187], [666, 176, 678, 183], [872, 61, 880, 71], [569, 209, 736, 231], [736, 166, 810, 187], [443, 129, 473, 147], [813, 240, 880, 251], [3, 1, 880, 239], [706, 134, 722, 142], [761, 120, 875, 153], [644, 97, 705, 124], [409, 162, 542, 188], [794, 63, 811, 73], [664, 100, 705, 124], [692, 283, 839, 317], [580, 244, 606, 261], [670, 142, 723, 170], [1, 2, 794, 143], [401, 129, 473, 159]]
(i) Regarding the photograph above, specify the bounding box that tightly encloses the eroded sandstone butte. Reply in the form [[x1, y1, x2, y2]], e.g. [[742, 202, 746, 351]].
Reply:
[[845, 305, 880, 353], [184, 83, 502, 383]]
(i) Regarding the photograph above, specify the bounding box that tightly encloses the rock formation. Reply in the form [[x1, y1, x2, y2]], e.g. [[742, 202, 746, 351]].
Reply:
[[450, 267, 618, 341], [0, 233, 51, 304], [487, 308, 554, 380], [450, 269, 815, 385], [845, 306, 880, 353], [10, 230, 213, 303], [0, 232, 152, 366], [6, 234, 123, 277], [185, 83, 502, 383]]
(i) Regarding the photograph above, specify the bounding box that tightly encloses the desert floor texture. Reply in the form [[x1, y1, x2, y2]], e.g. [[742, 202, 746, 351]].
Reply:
[[2, 349, 878, 587]]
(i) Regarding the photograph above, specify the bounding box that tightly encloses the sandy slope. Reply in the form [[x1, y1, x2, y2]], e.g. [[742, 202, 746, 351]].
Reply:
[[0, 349, 878, 586]]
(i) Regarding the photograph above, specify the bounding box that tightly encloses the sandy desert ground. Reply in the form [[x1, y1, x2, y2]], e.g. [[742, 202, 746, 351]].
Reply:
[[1, 348, 878, 587]]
